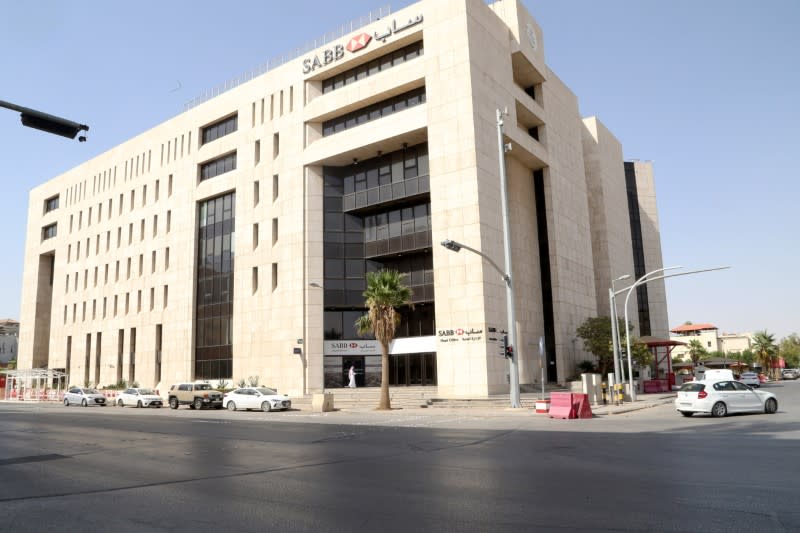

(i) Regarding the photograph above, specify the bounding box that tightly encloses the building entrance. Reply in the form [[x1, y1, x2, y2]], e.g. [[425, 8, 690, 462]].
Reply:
[[389, 352, 436, 386], [342, 356, 365, 388]]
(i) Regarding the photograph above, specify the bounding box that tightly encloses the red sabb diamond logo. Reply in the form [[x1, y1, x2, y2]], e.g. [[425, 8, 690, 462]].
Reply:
[[346, 32, 372, 53], [350, 343, 358, 348], [456, 329, 464, 335]]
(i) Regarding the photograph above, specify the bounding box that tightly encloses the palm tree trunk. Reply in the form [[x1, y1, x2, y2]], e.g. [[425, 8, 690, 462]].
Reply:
[[378, 343, 391, 410]]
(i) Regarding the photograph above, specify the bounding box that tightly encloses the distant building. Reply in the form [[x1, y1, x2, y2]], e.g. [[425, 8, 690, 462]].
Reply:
[[0, 319, 19, 365], [670, 323, 752, 360]]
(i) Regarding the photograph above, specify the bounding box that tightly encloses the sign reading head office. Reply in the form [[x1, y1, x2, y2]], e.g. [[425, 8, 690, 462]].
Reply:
[[302, 14, 423, 74]]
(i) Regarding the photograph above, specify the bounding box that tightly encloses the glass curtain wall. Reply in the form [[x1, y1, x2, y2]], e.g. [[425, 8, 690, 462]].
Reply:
[[195, 192, 235, 379]]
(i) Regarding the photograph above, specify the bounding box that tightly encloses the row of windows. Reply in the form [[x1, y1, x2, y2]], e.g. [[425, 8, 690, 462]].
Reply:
[[322, 87, 426, 137], [363, 203, 430, 241], [68, 176, 173, 236], [200, 152, 237, 181], [63, 286, 168, 324], [322, 40, 424, 94], [67, 212, 172, 264], [201, 114, 238, 145], [65, 248, 170, 294], [323, 143, 428, 197], [249, 86, 294, 127]]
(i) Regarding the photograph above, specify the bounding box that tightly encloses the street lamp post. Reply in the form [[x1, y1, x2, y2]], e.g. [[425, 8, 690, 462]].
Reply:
[[609, 274, 631, 385], [1, 100, 89, 141], [441, 239, 521, 408], [621, 266, 730, 401]]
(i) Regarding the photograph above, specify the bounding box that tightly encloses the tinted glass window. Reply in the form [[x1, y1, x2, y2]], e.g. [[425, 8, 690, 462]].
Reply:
[[680, 383, 705, 392]]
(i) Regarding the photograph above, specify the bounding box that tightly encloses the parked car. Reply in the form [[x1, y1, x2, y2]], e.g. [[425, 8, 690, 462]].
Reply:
[[168, 382, 223, 410], [781, 369, 799, 380], [64, 387, 107, 407], [701, 369, 735, 382], [223, 387, 291, 412], [117, 388, 164, 408], [739, 372, 760, 387], [675, 380, 777, 417]]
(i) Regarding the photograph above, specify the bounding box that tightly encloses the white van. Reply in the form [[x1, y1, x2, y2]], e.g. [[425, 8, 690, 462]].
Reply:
[[701, 369, 734, 382]]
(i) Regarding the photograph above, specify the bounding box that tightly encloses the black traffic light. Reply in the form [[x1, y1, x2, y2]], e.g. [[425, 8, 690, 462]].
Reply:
[[1, 100, 89, 141]]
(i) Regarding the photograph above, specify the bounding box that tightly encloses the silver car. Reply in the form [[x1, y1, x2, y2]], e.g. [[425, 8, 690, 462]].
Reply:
[[739, 372, 760, 387], [64, 387, 107, 407]]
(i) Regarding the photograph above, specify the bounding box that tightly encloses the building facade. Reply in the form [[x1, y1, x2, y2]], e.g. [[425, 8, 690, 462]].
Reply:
[[670, 323, 753, 360], [18, 0, 668, 397]]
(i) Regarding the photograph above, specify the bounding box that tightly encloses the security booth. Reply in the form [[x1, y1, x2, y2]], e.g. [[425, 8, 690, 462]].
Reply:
[[638, 336, 685, 393]]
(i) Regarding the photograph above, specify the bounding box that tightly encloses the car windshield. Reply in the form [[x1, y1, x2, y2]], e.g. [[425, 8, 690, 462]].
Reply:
[[137, 388, 155, 395], [257, 387, 278, 395], [195, 384, 212, 390], [84, 389, 99, 394], [679, 383, 705, 392]]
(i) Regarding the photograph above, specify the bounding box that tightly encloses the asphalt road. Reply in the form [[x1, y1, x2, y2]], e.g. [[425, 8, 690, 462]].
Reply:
[[1, 381, 799, 532]]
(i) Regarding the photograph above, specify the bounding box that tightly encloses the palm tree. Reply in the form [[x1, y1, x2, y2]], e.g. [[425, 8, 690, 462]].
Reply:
[[355, 270, 412, 410], [751, 330, 778, 379], [686, 339, 708, 366]]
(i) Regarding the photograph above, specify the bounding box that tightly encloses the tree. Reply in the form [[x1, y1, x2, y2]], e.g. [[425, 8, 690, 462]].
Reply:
[[686, 339, 708, 365], [751, 330, 778, 379], [575, 316, 650, 376], [779, 333, 800, 368], [355, 270, 412, 410]]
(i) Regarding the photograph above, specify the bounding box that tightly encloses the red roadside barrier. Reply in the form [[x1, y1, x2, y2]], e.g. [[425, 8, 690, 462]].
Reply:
[[548, 392, 575, 419]]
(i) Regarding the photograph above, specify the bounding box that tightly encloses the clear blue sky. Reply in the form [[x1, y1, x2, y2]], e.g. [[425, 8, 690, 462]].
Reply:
[[1, 1, 797, 340]]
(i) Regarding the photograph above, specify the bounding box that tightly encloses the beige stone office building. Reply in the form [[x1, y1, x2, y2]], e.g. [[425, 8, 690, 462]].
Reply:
[[18, 0, 668, 397]]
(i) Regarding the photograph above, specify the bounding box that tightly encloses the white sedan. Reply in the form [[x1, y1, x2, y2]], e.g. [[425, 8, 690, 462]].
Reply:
[[675, 380, 778, 417], [116, 388, 164, 408], [223, 387, 291, 412], [739, 372, 760, 387]]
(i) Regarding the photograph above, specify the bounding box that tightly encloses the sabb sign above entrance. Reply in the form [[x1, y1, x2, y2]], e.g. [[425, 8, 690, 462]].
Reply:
[[325, 341, 380, 356], [302, 14, 423, 73]]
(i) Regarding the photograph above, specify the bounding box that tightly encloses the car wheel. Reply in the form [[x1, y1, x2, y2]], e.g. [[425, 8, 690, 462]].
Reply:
[[765, 398, 778, 414], [169, 397, 179, 409], [64, 398, 70, 407], [137, 400, 143, 408], [679, 411, 693, 417], [711, 401, 727, 418], [261, 401, 272, 412], [81, 399, 88, 407], [117, 399, 124, 407], [193, 398, 204, 410]]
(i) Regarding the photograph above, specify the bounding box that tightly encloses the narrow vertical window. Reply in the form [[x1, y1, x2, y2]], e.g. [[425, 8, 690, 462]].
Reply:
[[138, 254, 143, 277], [113, 295, 118, 317], [252, 267, 258, 294], [289, 86, 294, 112], [155, 179, 160, 201], [272, 263, 278, 291], [137, 290, 142, 313], [153, 214, 158, 237], [168, 174, 173, 196], [125, 293, 130, 314], [279, 90, 284, 116], [253, 223, 259, 249], [163, 285, 168, 309], [260, 98, 265, 124], [103, 297, 107, 318], [140, 219, 145, 241], [254, 140, 261, 165], [165, 247, 170, 270], [142, 184, 147, 206], [273, 174, 279, 201], [150, 287, 155, 310], [130, 190, 135, 211], [151, 251, 156, 273], [126, 257, 131, 279], [115, 261, 119, 282], [272, 218, 278, 245], [254, 181, 260, 206], [251, 101, 256, 127], [273, 133, 279, 158]]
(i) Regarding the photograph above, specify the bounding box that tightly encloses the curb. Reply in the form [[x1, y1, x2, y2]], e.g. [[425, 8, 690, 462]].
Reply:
[[599, 398, 675, 416]]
